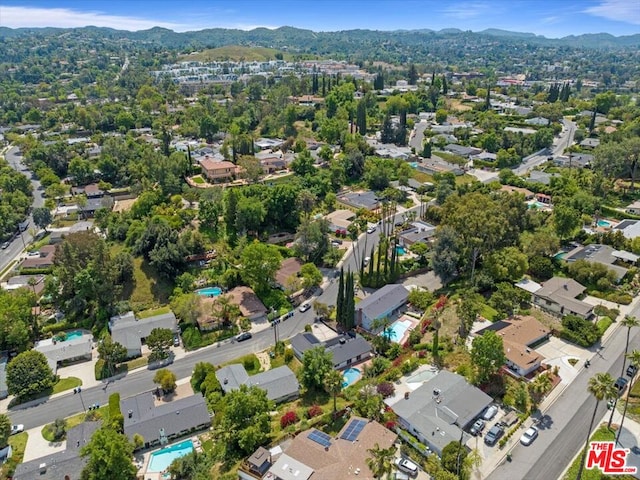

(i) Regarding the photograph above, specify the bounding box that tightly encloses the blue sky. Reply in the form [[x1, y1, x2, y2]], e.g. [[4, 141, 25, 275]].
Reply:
[[0, 1, 638, 38]]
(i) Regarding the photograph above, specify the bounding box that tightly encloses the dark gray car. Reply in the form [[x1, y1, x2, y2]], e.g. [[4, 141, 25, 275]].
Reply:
[[484, 425, 504, 446]]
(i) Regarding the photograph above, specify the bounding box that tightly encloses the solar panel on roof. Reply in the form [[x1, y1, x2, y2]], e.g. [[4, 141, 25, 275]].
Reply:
[[308, 429, 331, 447], [340, 419, 366, 441]]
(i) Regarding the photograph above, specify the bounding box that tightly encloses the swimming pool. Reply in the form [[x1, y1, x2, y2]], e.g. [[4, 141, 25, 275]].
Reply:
[[409, 162, 418, 168], [64, 330, 83, 341], [196, 287, 222, 297], [342, 368, 361, 388], [383, 319, 413, 343], [597, 219, 612, 228], [396, 245, 406, 255], [147, 440, 194, 473], [527, 200, 548, 210]]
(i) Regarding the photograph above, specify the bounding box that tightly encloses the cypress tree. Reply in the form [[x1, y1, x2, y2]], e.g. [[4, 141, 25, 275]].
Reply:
[[337, 268, 345, 328], [589, 109, 597, 133], [408, 64, 418, 85], [441, 75, 448, 95], [368, 246, 375, 278], [345, 271, 355, 330], [422, 141, 432, 158], [485, 86, 491, 111], [356, 100, 367, 135], [383, 239, 389, 279], [322, 74, 326, 97], [432, 329, 439, 360], [375, 242, 383, 287]]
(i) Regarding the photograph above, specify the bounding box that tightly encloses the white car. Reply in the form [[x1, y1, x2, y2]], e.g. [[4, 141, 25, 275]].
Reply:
[[482, 404, 498, 420], [10, 424, 24, 435], [520, 426, 538, 446], [367, 225, 377, 234], [299, 303, 311, 313], [363, 256, 371, 267], [395, 457, 418, 476]]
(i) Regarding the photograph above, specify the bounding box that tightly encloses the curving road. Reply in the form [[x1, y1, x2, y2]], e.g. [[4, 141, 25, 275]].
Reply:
[[0, 146, 45, 273]]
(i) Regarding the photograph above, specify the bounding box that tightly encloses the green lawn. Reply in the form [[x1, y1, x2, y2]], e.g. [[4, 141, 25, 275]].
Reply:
[[52, 376, 82, 395], [0, 432, 28, 479], [223, 354, 262, 375], [562, 425, 636, 480], [480, 303, 499, 321], [137, 306, 172, 319], [191, 175, 205, 184]]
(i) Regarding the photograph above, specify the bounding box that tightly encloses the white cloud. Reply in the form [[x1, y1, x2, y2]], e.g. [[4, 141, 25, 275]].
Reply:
[[441, 2, 491, 20], [584, 0, 640, 25], [0, 5, 184, 31]]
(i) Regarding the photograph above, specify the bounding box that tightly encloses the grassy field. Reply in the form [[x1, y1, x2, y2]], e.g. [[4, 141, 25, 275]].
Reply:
[[179, 45, 292, 62], [111, 245, 173, 311], [191, 175, 205, 184], [137, 306, 172, 319], [52, 376, 82, 394]]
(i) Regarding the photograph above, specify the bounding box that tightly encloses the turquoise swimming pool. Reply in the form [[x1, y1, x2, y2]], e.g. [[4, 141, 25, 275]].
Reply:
[[383, 319, 413, 343], [64, 330, 83, 341], [597, 219, 612, 228], [396, 245, 406, 255], [147, 440, 194, 473], [409, 162, 419, 168], [342, 368, 361, 388], [527, 200, 548, 209], [196, 287, 222, 297]]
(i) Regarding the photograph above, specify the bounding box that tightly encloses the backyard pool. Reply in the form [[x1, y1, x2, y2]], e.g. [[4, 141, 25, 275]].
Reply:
[[342, 368, 361, 388], [63, 330, 83, 341], [147, 440, 194, 473], [597, 219, 612, 228], [196, 287, 222, 297], [383, 319, 414, 343], [527, 200, 549, 210], [409, 162, 419, 168], [396, 245, 406, 255]]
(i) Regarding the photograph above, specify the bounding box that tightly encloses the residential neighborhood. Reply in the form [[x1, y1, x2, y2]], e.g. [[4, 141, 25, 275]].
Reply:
[[1, 5, 640, 480]]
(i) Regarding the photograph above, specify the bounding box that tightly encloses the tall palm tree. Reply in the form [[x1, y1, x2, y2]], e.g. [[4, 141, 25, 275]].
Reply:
[[528, 373, 552, 411], [366, 443, 397, 480], [608, 315, 639, 428], [576, 372, 617, 480], [323, 369, 343, 415], [617, 350, 640, 446]]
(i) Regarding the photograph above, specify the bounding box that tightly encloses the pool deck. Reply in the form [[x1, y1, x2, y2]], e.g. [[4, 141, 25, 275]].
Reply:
[[141, 436, 203, 479]]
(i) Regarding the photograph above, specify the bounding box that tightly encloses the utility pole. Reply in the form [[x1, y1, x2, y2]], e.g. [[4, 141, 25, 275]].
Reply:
[[74, 387, 86, 412], [272, 318, 280, 344]]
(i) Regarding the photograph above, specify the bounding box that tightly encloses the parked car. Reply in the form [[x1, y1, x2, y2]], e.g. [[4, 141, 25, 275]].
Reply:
[[482, 405, 499, 420], [627, 364, 638, 378], [615, 376, 629, 394], [394, 457, 419, 477], [173, 333, 180, 347], [469, 418, 486, 436], [236, 332, 252, 342], [331, 238, 343, 246], [367, 225, 377, 234], [10, 424, 24, 435], [520, 426, 538, 446], [363, 256, 371, 266], [299, 303, 311, 313], [1, 241, 9, 249], [484, 425, 505, 446]]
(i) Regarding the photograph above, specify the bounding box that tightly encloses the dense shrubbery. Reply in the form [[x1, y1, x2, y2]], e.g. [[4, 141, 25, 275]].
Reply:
[[560, 314, 601, 347]]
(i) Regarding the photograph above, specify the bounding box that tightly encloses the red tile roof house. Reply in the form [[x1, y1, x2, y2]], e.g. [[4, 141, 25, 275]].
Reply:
[[199, 158, 238, 183], [20, 245, 56, 269]]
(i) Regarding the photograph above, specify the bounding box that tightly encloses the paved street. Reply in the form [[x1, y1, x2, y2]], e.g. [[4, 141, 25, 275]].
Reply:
[[0, 146, 45, 273], [512, 118, 576, 176]]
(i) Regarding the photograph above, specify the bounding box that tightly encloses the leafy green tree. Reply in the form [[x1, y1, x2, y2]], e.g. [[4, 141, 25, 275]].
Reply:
[[217, 385, 273, 457], [441, 440, 469, 477], [191, 362, 217, 393], [366, 443, 397, 480], [7, 350, 53, 399], [484, 247, 529, 282], [32, 207, 52, 232], [470, 331, 506, 385], [170, 292, 200, 326], [356, 99, 367, 135], [0, 288, 35, 353], [301, 346, 334, 391], [240, 242, 283, 294], [294, 218, 329, 265], [97, 336, 127, 376], [291, 149, 316, 177], [323, 369, 343, 414], [235, 195, 266, 235], [146, 328, 174, 362], [456, 292, 483, 338], [575, 373, 617, 480], [354, 385, 384, 421], [0, 414, 11, 447], [153, 368, 177, 393], [81, 427, 137, 480], [431, 226, 462, 280], [300, 263, 323, 289]]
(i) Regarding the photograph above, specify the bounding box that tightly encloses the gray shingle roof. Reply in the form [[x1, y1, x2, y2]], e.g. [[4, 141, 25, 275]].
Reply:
[[121, 392, 211, 444], [325, 336, 372, 366], [391, 371, 492, 455], [356, 284, 409, 321], [216, 365, 299, 402], [110, 311, 177, 351]]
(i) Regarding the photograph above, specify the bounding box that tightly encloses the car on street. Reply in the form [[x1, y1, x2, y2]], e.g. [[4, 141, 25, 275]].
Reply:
[[173, 333, 180, 347], [331, 238, 343, 246], [394, 457, 419, 477], [615, 376, 629, 394], [469, 418, 486, 436], [484, 425, 504, 446], [367, 225, 376, 234], [236, 332, 252, 342], [363, 256, 371, 267], [10, 424, 24, 435], [299, 303, 311, 313], [482, 404, 499, 420], [1, 241, 9, 249], [627, 364, 638, 377], [520, 426, 539, 446]]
